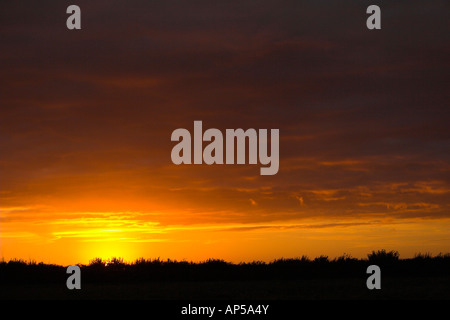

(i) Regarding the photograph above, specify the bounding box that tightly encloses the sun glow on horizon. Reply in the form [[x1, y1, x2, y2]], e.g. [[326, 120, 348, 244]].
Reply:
[[2, 206, 450, 265]]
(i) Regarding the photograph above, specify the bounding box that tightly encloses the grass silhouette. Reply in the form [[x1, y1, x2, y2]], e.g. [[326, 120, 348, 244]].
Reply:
[[1, 251, 449, 299]]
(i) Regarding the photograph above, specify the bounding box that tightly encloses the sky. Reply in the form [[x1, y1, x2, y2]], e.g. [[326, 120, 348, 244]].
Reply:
[[1, 0, 449, 265]]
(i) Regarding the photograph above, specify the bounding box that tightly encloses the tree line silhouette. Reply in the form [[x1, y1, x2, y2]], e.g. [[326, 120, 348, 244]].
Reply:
[[1, 250, 449, 285]]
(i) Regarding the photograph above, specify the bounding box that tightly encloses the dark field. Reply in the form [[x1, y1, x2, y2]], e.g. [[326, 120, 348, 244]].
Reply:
[[1, 251, 449, 300], [2, 277, 450, 300]]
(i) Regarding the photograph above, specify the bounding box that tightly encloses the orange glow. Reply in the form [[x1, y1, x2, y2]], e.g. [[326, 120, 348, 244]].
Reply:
[[1, 162, 449, 265], [1, 1, 448, 266], [2, 201, 450, 265]]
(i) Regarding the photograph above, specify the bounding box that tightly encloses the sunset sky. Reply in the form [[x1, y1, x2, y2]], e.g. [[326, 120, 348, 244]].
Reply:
[[1, 0, 449, 265]]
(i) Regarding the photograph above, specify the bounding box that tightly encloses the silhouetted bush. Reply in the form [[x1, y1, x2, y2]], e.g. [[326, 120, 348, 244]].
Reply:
[[333, 253, 357, 263], [314, 255, 329, 264], [89, 257, 105, 266], [367, 249, 399, 264]]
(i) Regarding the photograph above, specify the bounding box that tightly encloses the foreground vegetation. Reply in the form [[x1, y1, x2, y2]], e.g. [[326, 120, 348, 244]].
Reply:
[[1, 250, 449, 299]]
